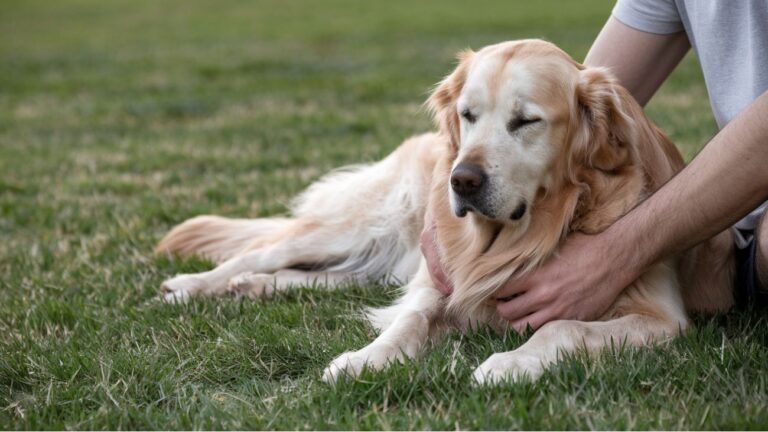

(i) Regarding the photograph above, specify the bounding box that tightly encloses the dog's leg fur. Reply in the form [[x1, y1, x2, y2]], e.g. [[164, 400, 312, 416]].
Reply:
[[473, 262, 688, 384], [322, 262, 446, 383], [161, 218, 369, 302], [473, 314, 679, 384], [226, 269, 368, 298]]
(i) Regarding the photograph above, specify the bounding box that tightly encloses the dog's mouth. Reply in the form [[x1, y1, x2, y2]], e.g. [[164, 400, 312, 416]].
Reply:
[[455, 204, 473, 218], [509, 201, 527, 221], [455, 202, 489, 219], [454, 200, 528, 222]]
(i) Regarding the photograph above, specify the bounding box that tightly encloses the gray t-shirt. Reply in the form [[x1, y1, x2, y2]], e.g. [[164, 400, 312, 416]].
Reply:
[[613, 0, 768, 245]]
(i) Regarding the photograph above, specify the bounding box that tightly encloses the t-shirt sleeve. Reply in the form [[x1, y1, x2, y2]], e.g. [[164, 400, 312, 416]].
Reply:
[[612, 0, 684, 34]]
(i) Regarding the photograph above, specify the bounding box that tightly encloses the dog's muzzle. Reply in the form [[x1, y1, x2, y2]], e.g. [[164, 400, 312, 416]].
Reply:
[[451, 162, 490, 217], [450, 162, 528, 221]]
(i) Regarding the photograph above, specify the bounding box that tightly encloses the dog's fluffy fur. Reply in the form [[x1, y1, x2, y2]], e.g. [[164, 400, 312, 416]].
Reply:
[[155, 40, 735, 383]]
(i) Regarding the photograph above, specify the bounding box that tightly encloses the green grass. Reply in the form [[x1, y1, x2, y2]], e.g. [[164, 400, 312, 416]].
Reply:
[[1, 0, 766, 429]]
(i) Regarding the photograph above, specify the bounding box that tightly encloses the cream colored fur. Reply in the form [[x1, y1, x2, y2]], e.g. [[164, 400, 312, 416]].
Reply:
[[155, 40, 735, 384]]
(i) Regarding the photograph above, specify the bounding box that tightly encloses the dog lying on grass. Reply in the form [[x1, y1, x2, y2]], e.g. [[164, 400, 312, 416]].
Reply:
[[155, 39, 734, 384]]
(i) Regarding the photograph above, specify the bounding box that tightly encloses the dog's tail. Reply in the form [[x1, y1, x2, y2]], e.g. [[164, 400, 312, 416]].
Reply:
[[154, 215, 291, 263]]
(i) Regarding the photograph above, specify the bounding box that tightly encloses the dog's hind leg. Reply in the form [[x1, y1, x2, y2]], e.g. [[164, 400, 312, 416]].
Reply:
[[225, 269, 369, 299], [322, 262, 446, 383], [160, 218, 381, 302], [472, 262, 688, 384]]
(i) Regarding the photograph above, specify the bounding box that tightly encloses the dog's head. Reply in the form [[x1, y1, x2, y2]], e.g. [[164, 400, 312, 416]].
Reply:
[[428, 40, 679, 234]]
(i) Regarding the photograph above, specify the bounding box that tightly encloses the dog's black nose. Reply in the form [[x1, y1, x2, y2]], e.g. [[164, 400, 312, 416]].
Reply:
[[451, 162, 487, 197]]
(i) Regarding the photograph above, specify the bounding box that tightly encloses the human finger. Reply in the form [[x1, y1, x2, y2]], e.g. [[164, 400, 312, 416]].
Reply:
[[496, 289, 545, 322], [493, 273, 531, 299], [510, 309, 554, 333]]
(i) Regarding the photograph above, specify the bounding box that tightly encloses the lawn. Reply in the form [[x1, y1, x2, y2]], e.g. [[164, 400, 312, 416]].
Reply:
[[1, 0, 767, 429]]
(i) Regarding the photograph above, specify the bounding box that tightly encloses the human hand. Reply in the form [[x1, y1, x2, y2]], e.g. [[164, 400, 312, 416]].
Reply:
[[420, 222, 453, 295], [494, 232, 638, 333]]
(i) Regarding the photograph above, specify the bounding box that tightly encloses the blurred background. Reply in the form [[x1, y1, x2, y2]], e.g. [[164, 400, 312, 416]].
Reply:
[[0, 0, 714, 218], [1, 0, 715, 225]]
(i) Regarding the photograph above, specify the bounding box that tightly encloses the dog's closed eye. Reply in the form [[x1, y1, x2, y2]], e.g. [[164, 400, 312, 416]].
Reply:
[[507, 116, 541, 134], [461, 109, 477, 124]]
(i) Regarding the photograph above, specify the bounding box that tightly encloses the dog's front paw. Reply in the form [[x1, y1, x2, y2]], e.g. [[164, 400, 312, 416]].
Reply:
[[322, 351, 373, 384], [472, 351, 545, 385], [161, 274, 208, 303], [227, 273, 276, 298]]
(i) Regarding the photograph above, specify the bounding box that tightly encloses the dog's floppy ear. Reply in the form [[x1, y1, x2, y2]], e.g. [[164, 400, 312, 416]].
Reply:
[[570, 66, 683, 189], [568, 68, 683, 233], [571, 67, 635, 174], [568, 66, 684, 233], [427, 49, 474, 150]]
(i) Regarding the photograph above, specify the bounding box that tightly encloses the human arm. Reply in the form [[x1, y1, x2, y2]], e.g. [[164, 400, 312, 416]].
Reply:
[[585, 16, 690, 106]]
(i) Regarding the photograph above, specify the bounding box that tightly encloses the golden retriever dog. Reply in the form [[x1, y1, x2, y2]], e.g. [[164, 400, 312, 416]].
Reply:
[[156, 40, 735, 384]]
